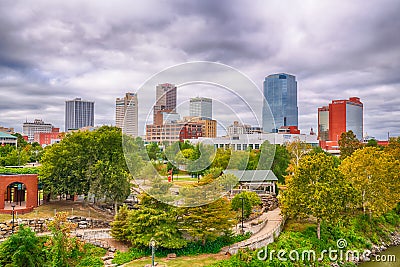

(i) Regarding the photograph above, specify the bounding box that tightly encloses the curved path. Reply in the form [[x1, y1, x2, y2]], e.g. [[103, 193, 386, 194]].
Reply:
[[222, 207, 284, 254]]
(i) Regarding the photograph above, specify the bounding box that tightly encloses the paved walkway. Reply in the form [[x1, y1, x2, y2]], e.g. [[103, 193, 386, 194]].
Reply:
[[222, 207, 284, 254]]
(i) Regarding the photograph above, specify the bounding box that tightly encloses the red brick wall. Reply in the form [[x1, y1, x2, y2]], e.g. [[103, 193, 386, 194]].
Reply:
[[0, 174, 38, 210], [329, 101, 347, 141]]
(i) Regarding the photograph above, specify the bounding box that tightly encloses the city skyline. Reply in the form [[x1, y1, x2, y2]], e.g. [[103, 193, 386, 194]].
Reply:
[[0, 1, 399, 139]]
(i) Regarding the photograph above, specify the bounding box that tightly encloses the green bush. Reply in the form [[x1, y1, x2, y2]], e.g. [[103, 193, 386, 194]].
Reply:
[[112, 249, 148, 265], [231, 191, 262, 219], [0, 167, 39, 174], [77, 256, 104, 267]]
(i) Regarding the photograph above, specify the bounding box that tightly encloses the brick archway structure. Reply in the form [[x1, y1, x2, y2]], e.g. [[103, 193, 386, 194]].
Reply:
[[0, 174, 38, 213]]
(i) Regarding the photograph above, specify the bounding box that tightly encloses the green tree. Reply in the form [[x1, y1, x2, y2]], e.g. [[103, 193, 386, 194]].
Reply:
[[366, 138, 378, 147], [231, 191, 262, 219], [280, 153, 356, 239], [146, 142, 161, 161], [181, 197, 236, 245], [137, 161, 158, 185], [385, 136, 400, 160], [45, 212, 84, 267], [338, 130, 363, 159], [285, 138, 311, 167], [0, 225, 46, 267], [257, 140, 275, 170], [339, 147, 400, 217], [211, 148, 231, 170], [270, 145, 290, 183], [3, 147, 29, 166], [123, 194, 187, 249], [228, 150, 250, 170], [91, 160, 131, 214], [110, 205, 131, 241], [12, 133, 28, 148], [186, 143, 214, 177], [40, 126, 143, 205]]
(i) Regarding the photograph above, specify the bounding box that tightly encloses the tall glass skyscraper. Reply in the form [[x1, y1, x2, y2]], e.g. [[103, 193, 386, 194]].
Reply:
[[262, 73, 298, 133]]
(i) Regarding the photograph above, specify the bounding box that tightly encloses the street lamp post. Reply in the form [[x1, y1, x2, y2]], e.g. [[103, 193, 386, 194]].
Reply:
[[150, 238, 156, 267], [11, 203, 15, 234], [239, 197, 244, 234]]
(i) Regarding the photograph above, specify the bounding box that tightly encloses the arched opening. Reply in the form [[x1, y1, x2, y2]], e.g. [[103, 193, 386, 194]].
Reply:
[[4, 182, 27, 210]]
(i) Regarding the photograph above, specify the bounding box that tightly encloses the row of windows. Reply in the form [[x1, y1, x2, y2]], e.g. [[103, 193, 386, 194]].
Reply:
[[214, 143, 260, 150]]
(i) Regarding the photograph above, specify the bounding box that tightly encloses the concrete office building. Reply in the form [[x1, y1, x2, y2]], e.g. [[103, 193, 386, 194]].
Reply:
[[116, 92, 138, 136], [23, 119, 54, 142], [65, 98, 94, 131]]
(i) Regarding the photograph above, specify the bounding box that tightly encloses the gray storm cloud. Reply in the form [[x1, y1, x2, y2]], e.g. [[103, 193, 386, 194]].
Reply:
[[0, 0, 399, 139]]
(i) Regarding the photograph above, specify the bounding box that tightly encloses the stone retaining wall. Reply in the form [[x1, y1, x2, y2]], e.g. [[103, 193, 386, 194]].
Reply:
[[0, 216, 110, 239]]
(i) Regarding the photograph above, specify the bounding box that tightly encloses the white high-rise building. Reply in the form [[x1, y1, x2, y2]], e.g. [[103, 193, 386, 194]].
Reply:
[[189, 97, 212, 120], [65, 98, 94, 131], [116, 92, 138, 136], [23, 119, 53, 142]]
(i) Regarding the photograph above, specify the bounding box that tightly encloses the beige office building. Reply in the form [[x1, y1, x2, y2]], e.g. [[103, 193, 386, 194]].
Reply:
[[116, 92, 138, 136]]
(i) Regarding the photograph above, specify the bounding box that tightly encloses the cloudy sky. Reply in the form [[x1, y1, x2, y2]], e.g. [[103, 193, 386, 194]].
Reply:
[[0, 0, 399, 139]]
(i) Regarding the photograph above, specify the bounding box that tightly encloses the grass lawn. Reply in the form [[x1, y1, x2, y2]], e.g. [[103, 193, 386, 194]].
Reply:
[[125, 254, 228, 267], [172, 180, 198, 187], [0, 200, 114, 222]]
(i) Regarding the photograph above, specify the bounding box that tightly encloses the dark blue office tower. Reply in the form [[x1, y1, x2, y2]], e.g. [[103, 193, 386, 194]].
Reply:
[[262, 73, 298, 133]]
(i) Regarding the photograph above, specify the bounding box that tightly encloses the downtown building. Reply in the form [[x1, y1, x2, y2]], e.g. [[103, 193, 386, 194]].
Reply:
[[318, 97, 363, 151], [23, 119, 54, 143], [146, 84, 216, 144], [262, 73, 298, 133], [116, 92, 138, 136], [65, 98, 94, 131], [227, 121, 263, 136], [153, 83, 177, 122], [33, 127, 64, 146], [189, 97, 212, 120], [188, 132, 318, 151]]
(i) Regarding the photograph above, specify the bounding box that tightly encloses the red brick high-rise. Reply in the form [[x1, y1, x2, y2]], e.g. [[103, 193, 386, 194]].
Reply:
[[318, 97, 363, 149]]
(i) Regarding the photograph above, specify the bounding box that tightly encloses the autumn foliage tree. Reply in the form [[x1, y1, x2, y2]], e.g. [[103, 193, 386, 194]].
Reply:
[[280, 153, 356, 239], [339, 146, 400, 217], [338, 130, 363, 159]]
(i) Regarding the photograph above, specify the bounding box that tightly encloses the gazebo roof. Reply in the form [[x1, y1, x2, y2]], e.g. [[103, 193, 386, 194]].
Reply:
[[223, 170, 278, 182], [0, 132, 17, 139]]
